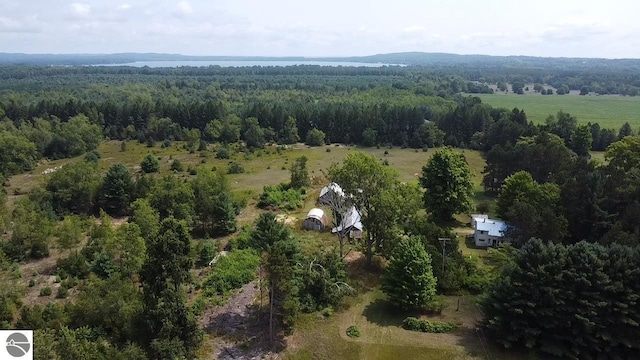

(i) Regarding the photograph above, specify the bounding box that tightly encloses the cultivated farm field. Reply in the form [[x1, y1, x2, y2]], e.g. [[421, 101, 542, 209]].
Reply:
[[475, 94, 640, 129]]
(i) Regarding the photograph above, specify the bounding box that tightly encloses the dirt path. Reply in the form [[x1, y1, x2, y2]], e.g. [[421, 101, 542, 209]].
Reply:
[[202, 280, 279, 360]]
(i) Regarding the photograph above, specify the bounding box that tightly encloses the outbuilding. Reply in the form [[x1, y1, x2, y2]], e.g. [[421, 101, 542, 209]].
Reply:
[[302, 208, 329, 231], [332, 206, 363, 239], [318, 182, 345, 205]]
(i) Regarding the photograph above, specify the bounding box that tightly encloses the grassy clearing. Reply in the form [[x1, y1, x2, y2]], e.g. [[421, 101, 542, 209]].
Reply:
[[6, 141, 490, 211], [475, 94, 640, 129], [286, 285, 526, 360]]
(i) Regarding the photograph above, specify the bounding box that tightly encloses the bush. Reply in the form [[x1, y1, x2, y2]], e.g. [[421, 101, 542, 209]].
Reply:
[[216, 147, 230, 159], [305, 128, 326, 146], [346, 325, 361, 338], [188, 165, 198, 175], [402, 317, 457, 333], [257, 183, 305, 211], [28, 279, 36, 287], [140, 154, 159, 173], [84, 150, 101, 163], [226, 226, 252, 250], [198, 240, 218, 266], [39, 287, 52, 297], [56, 252, 91, 279], [476, 201, 491, 214], [56, 286, 69, 299], [227, 162, 244, 174], [170, 159, 184, 172], [203, 249, 260, 296]]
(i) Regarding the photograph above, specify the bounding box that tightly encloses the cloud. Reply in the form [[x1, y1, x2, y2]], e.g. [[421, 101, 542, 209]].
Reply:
[[403, 25, 425, 33], [174, 1, 193, 18], [0, 16, 42, 33], [68, 3, 91, 19], [117, 4, 131, 10]]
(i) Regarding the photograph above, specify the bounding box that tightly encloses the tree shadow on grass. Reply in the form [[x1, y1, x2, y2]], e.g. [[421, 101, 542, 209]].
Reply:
[[362, 298, 421, 327]]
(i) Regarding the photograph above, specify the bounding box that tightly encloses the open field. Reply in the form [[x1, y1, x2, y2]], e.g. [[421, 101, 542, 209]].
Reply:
[[474, 94, 640, 129], [5, 141, 490, 210]]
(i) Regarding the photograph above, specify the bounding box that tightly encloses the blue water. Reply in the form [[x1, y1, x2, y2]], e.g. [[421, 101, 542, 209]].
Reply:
[[96, 60, 402, 68]]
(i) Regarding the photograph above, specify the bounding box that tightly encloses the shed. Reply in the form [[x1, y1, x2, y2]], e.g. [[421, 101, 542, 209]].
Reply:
[[318, 182, 345, 205], [332, 206, 363, 239], [302, 208, 329, 231]]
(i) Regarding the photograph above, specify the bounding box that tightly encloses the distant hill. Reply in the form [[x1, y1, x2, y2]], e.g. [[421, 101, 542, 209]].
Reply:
[[2, 52, 640, 70]]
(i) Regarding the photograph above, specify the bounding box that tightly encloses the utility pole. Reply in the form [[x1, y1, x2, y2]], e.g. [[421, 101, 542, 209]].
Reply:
[[438, 237, 451, 278]]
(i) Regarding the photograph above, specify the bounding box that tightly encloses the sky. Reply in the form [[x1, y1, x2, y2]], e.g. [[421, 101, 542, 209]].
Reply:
[[2, 0, 640, 58]]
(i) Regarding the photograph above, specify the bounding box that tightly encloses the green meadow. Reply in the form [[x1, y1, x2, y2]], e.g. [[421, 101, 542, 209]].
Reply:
[[475, 94, 640, 129]]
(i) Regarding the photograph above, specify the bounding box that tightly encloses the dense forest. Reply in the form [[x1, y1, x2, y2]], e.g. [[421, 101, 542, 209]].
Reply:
[[1, 62, 640, 359]]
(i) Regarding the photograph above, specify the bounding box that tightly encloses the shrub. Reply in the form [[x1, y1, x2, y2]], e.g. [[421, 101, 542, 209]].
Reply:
[[227, 162, 244, 174], [226, 226, 252, 251], [346, 325, 361, 338], [39, 287, 52, 297], [203, 249, 260, 296], [28, 279, 36, 287], [402, 317, 457, 333], [198, 240, 218, 266], [257, 183, 304, 211], [170, 159, 184, 172], [140, 154, 159, 173], [188, 165, 198, 175], [84, 150, 101, 163], [305, 128, 326, 146], [476, 200, 491, 214], [56, 286, 69, 299], [56, 252, 91, 279], [216, 147, 231, 159]]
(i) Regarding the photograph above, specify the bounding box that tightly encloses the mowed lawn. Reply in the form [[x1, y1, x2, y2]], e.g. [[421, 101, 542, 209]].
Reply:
[[475, 94, 640, 129], [285, 286, 528, 360]]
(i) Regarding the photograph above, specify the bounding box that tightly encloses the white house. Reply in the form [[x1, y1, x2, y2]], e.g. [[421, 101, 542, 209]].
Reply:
[[473, 217, 507, 247]]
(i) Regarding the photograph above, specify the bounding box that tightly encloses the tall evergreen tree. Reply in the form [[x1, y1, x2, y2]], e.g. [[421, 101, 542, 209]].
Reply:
[[140, 217, 201, 359], [289, 156, 310, 189], [382, 236, 437, 310], [100, 163, 133, 216]]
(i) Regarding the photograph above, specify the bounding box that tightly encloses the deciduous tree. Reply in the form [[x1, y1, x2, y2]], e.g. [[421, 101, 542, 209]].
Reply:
[[329, 152, 399, 265], [420, 148, 474, 222]]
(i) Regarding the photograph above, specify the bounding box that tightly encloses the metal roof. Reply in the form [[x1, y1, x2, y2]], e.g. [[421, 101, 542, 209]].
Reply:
[[332, 206, 363, 233], [319, 182, 345, 198], [475, 218, 506, 237]]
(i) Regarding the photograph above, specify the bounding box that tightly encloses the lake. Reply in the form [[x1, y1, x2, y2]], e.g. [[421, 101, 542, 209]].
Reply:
[[95, 60, 403, 68]]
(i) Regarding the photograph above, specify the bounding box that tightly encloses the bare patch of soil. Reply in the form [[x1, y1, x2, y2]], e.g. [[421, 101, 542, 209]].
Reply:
[[201, 280, 281, 360]]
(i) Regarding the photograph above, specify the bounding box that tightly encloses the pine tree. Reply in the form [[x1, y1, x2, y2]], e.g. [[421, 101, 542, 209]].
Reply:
[[290, 156, 310, 189], [100, 163, 133, 215], [382, 236, 437, 310], [140, 217, 201, 359]]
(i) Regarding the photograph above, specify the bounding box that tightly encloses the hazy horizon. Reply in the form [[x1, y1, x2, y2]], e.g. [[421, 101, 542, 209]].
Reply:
[[3, 0, 640, 59]]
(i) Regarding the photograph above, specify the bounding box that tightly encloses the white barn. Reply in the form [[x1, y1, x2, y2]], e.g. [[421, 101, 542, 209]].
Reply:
[[473, 217, 507, 247]]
